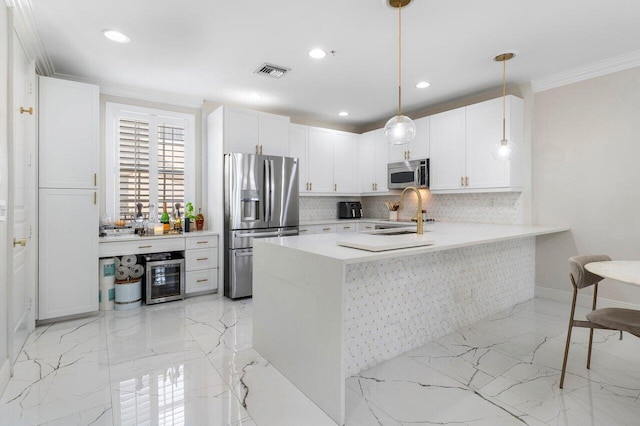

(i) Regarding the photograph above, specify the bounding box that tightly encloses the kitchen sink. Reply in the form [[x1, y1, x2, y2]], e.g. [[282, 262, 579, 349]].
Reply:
[[376, 230, 417, 236]]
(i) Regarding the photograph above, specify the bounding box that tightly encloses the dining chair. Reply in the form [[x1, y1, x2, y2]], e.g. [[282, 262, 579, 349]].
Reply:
[[560, 255, 640, 388]]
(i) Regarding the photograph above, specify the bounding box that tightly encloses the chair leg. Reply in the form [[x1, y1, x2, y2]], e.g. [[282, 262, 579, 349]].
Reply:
[[587, 283, 598, 369], [560, 286, 579, 389]]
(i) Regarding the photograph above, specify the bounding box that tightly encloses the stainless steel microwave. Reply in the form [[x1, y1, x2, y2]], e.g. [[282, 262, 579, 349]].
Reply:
[[388, 159, 429, 189]]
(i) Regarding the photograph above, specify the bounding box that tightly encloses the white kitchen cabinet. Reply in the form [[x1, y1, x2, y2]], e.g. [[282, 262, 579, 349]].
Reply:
[[185, 233, 218, 294], [429, 108, 466, 191], [465, 96, 523, 190], [387, 116, 430, 162], [219, 106, 290, 155], [356, 222, 376, 232], [429, 96, 523, 193], [298, 225, 314, 235], [39, 77, 99, 189], [290, 124, 310, 193], [39, 188, 99, 320], [332, 131, 359, 193], [314, 224, 337, 234], [307, 127, 334, 193], [359, 129, 389, 193]]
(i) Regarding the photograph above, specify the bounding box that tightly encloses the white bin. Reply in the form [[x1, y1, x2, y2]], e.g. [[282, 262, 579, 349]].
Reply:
[[115, 278, 142, 311], [99, 257, 116, 311]]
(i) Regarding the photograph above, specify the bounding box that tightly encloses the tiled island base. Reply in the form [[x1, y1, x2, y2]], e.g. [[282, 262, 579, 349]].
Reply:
[[345, 238, 535, 376], [253, 224, 565, 425]]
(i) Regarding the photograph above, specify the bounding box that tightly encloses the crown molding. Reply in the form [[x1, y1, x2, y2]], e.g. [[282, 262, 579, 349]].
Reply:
[[7, 0, 55, 76], [532, 49, 640, 93], [53, 73, 205, 110]]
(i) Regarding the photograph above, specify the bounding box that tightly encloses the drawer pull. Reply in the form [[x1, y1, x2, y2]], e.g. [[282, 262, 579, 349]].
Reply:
[[322, 228, 331, 231], [196, 241, 208, 244], [196, 257, 209, 261], [343, 226, 351, 229], [300, 229, 308, 232], [196, 279, 209, 283], [138, 245, 152, 248]]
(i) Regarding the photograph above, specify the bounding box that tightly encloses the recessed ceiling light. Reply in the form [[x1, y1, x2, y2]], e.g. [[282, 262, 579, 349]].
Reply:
[[416, 81, 431, 89], [250, 92, 263, 100], [309, 49, 327, 59], [102, 29, 130, 43], [338, 111, 349, 117]]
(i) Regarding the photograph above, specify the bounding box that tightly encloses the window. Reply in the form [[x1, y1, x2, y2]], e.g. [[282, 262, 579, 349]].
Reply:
[[106, 103, 195, 221]]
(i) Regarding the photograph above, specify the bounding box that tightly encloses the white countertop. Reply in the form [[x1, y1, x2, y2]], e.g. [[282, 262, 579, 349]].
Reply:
[[299, 218, 411, 226], [256, 222, 569, 264], [99, 230, 218, 243]]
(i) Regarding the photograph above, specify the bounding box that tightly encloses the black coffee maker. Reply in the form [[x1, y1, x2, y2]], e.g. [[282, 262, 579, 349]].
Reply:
[[338, 201, 363, 219]]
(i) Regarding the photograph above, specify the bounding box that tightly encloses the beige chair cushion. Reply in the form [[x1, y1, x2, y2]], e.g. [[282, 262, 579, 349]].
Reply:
[[587, 308, 640, 337], [569, 255, 611, 289]]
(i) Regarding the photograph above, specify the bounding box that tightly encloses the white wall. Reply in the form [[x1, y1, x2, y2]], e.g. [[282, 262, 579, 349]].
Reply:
[[0, 0, 10, 383], [533, 66, 640, 303]]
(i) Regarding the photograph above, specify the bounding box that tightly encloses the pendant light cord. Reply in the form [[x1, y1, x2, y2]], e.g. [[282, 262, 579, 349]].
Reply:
[[398, 2, 402, 117], [502, 57, 506, 143]]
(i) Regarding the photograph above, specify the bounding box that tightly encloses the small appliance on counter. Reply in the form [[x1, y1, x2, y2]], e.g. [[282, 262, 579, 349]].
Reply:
[[338, 201, 363, 219]]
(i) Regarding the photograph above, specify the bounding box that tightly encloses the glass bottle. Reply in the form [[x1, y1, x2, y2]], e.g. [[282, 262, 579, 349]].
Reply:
[[161, 202, 170, 233]]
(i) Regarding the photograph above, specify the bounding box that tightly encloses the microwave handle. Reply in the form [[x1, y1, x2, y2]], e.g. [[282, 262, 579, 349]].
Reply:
[[414, 165, 420, 186]]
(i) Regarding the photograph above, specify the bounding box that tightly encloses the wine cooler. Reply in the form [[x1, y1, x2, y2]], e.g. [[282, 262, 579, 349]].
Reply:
[[143, 252, 185, 304]]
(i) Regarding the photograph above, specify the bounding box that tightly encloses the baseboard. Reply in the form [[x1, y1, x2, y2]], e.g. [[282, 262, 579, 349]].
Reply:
[[0, 359, 10, 397], [535, 285, 640, 310]]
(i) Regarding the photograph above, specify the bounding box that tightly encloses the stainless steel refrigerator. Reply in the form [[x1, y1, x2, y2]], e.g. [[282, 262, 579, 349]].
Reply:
[[224, 153, 299, 299]]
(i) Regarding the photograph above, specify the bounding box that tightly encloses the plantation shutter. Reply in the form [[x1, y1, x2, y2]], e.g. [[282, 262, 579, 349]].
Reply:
[[157, 123, 185, 211], [118, 118, 150, 218]]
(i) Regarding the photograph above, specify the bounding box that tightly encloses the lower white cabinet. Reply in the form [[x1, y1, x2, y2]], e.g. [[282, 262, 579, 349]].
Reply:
[[39, 188, 99, 320], [336, 223, 357, 233], [298, 225, 314, 235], [356, 222, 375, 232], [314, 224, 337, 234], [185, 234, 218, 294]]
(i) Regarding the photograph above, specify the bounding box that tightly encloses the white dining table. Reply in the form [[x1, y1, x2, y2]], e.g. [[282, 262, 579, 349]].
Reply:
[[585, 261, 640, 286]]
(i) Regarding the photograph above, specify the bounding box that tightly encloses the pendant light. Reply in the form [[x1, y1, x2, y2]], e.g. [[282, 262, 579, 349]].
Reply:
[[492, 52, 516, 161], [384, 0, 416, 146]]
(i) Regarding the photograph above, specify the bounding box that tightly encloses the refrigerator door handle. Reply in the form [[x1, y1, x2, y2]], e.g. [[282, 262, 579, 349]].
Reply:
[[235, 231, 281, 238], [269, 159, 276, 225], [263, 159, 271, 223]]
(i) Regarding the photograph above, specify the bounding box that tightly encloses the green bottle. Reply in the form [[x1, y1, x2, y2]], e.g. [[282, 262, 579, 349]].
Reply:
[[161, 202, 170, 232]]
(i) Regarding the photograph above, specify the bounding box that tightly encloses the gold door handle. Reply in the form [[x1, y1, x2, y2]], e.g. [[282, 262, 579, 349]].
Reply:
[[465, 176, 469, 186], [138, 245, 152, 248], [94, 192, 97, 205], [407, 150, 411, 159], [322, 227, 331, 231], [196, 257, 209, 261], [310, 182, 312, 191], [94, 173, 97, 186], [461, 177, 464, 187], [13, 238, 27, 247], [334, 183, 337, 191], [196, 279, 209, 283], [196, 241, 208, 244], [20, 107, 33, 115], [256, 145, 260, 155], [371, 183, 374, 190]]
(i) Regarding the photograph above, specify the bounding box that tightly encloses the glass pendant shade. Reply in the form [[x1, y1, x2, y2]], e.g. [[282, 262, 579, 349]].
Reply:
[[492, 139, 515, 161], [384, 115, 416, 145]]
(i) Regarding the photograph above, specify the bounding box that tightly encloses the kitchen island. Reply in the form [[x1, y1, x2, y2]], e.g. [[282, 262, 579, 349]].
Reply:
[[252, 222, 567, 425]]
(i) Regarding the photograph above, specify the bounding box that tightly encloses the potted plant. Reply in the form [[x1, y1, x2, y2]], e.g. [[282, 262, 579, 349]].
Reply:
[[184, 202, 197, 232]]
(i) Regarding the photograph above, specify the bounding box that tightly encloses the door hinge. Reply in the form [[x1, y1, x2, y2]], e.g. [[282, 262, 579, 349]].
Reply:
[[27, 297, 33, 311]]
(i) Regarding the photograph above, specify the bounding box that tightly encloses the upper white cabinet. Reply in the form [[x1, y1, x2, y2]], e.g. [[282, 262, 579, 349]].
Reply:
[[359, 129, 389, 193], [291, 124, 359, 195], [39, 77, 99, 189], [308, 127, 334, 193], [429, 95, 524, 193], [332, 131, 359, 193], [289, 124, 310, 193], [221, 106, 290, 156], [388, 116, 430, 162], [429, 108, 467, 191]]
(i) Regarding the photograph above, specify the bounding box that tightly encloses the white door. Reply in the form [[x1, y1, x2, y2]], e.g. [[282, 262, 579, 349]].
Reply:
[[411, 116, 430, 160], [307, 127, 334, 193], [429, 108, 466, 191], [332, 132, 358, 193], [373, 129, 389, 192], [8, 33, 36, 364], [259, 112, 290, 157], [224, 107, 259, 154], [358, 130, 376, 193], [289, 124, 309, 192]]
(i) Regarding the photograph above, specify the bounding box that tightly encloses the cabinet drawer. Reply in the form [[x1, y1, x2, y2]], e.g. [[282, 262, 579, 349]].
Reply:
[[186, 247, 218, 271], [298, 226, 314, 235], [186, 269, 218, 294], [185, 235, 218, 250], [314, 224, 337, 234], [337, 223, 356, 233], [99, 237, 185, 257], [357, 222, 375, 232]]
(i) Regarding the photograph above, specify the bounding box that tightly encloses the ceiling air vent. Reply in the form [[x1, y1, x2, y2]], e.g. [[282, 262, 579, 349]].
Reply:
[[254, 63, 291, 79]]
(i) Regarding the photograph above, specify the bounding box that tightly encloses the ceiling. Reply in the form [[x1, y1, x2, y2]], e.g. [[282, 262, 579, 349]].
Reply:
[[28, 0, 640, 130]]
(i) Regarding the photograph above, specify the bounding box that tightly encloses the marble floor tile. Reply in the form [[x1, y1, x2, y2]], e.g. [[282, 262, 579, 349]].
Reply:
[[2, 295, 640, 426]]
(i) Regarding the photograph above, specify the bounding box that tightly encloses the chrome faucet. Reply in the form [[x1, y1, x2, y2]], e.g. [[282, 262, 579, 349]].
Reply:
[[399, 186, 423, 235]]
